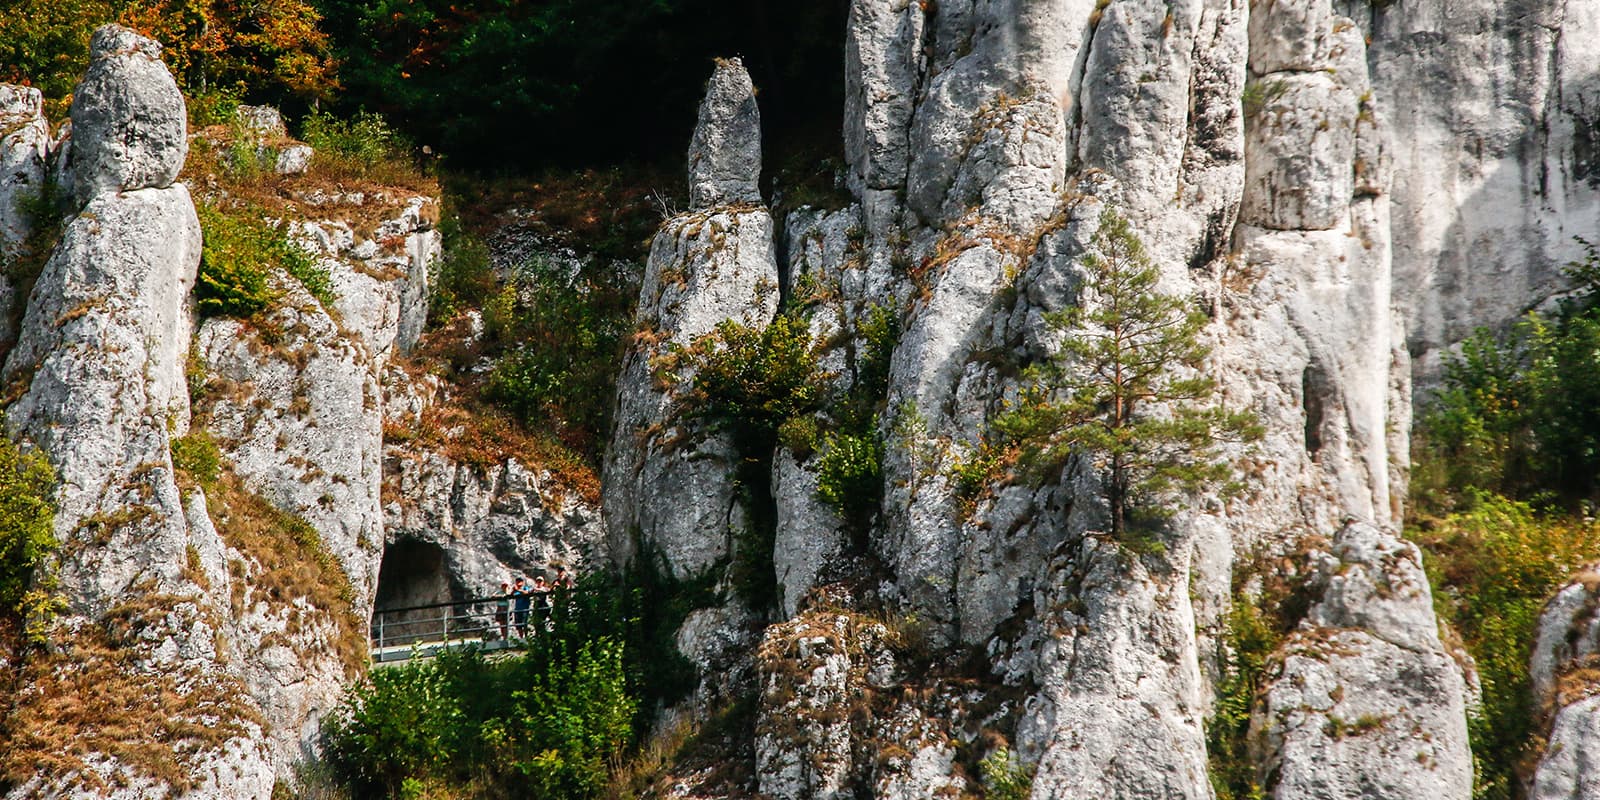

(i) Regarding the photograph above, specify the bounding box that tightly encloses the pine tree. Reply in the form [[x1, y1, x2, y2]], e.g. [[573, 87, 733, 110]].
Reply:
[[993, 209, 1260, 539]]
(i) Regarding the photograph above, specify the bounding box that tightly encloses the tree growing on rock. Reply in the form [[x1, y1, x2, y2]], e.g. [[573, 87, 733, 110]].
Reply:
[[990, 209, 1260, 539]]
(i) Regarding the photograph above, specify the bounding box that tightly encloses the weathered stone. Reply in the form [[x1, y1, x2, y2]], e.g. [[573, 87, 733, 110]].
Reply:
[[66, 25, 187, 204], [276, 143, 313, 175], [1531, 694, 1600, 800], [1241, 72, 1358, 231], [236, 104, 287, 138], [687, 58, 762, 209], [602, 206, 779, 577], [1251, 523, 1473, 800], [0, 84, 50, 256]]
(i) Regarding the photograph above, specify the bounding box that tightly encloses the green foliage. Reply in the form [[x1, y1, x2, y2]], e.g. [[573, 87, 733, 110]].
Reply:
[[299, 109, 410, 177], [681, 312, 827, 442], [1207, 600, 1279, 800], [0, 430, 58, 650], [195, 201, 331, 319], [319, 566, 713, 798], [1417, 243, 1600, 512], [981, 209, 1261, 539], [0, 0, 118, 103], [426, 206, 496, 326], [483, 254, 635, 460], [1410, 494, 1600, 800], [836, 301, 901, 434], [321, 589, 640, 798], [814, 431, 884, 528], [979, 747, 1034, 800], [170, 430, 221, 490], [0, 0, 335, 114]]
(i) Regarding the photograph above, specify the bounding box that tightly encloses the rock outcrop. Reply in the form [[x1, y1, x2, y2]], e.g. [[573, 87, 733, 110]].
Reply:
[[1250, 523, 1472, 799], [381, 363, 606, 595], [0, 84, 49, 258], [1528, 567, 1600, 799], [607, 0, 1528, 796], [1, 26, 274, 798], [603, 58, 779, 578], [0, 84, 53, 361], [687, 58, 763, 210], [1362, 0, 1600, 377], [62, 26, 188, 205]]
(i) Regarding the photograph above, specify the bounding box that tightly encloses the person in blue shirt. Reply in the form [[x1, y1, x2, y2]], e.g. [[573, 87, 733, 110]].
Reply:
[[510, 576, 531, 637]]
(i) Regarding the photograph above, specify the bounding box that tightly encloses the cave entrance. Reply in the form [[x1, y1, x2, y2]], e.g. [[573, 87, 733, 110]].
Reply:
[[371, 539, 461, 647]]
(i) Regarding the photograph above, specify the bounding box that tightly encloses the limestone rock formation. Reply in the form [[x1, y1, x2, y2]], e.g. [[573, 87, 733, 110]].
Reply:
[[1362, 0, 1600, 377], [1, 27, 275, 796], [616, 0, 1516, 796], [687, 58, 762, 210], [1529, 568, 1600, 799], [0, 83, 53, 359], [604, 59, 778, 578], [0, 84, 50, 258], [63, 25, 188, 205], [381, 362, 606, 596], [1250, 523, 1472, 800]]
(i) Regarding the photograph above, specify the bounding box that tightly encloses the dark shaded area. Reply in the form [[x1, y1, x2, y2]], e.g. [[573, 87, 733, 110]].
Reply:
[[313, 0, 850, 172], [1301, 363, 1326, 457], [375, 539, 456, 609]]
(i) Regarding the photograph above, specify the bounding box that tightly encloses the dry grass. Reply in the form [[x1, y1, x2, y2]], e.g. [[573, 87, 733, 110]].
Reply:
[[0, 602, 262, 796], [183, 125, 439, 244], [383, 400, 600, 506], [207, 470, 366, 678]]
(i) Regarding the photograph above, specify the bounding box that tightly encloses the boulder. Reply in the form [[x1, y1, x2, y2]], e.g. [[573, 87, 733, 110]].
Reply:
[[65, 25, 187, 204], [1250, 523, 1473, 800]]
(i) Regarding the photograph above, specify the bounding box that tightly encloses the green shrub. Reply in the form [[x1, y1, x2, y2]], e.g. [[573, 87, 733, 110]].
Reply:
[[187, 86, 242, 128], [196, 201, 332, 318], [483, 254, 634, 460], [1418, 242, 1600, 512], [1207, 600, 1280, 800], [1410, 494, 1600, 800], [426, 206, 496, 326], [813, 431, 883, 526], [678, 312, 826, 442], [0, 429, 58, 650], [321, 640, 634, 799], [170, 430, 221, 490], [979, 747, 1034, 800], [300, 109, 411, 179]]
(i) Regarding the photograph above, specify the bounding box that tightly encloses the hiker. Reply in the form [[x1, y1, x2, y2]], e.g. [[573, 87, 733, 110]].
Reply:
[[531, 574, 552, 631], [495, 581, 511, 639], [511, 576, 531, 637]]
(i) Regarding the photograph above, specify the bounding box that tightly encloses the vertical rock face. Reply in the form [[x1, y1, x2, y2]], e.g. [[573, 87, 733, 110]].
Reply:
[[191, 192, 441, 769], [670, 0, 1508, 795], [0, 84, 53, 368], [1361, 0, 1600, 376], [381, 362, 607, 595], [1, 26, 275, 799], [604, 59, 779, 578], [0, 84, 49, 258]]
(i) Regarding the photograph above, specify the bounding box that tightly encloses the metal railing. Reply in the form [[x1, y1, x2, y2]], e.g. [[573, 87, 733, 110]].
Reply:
[[369, 595, 538, 664]]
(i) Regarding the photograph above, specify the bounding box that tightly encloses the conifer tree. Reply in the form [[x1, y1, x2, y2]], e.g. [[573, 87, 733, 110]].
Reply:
[[994, 209, 1260, 539]]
